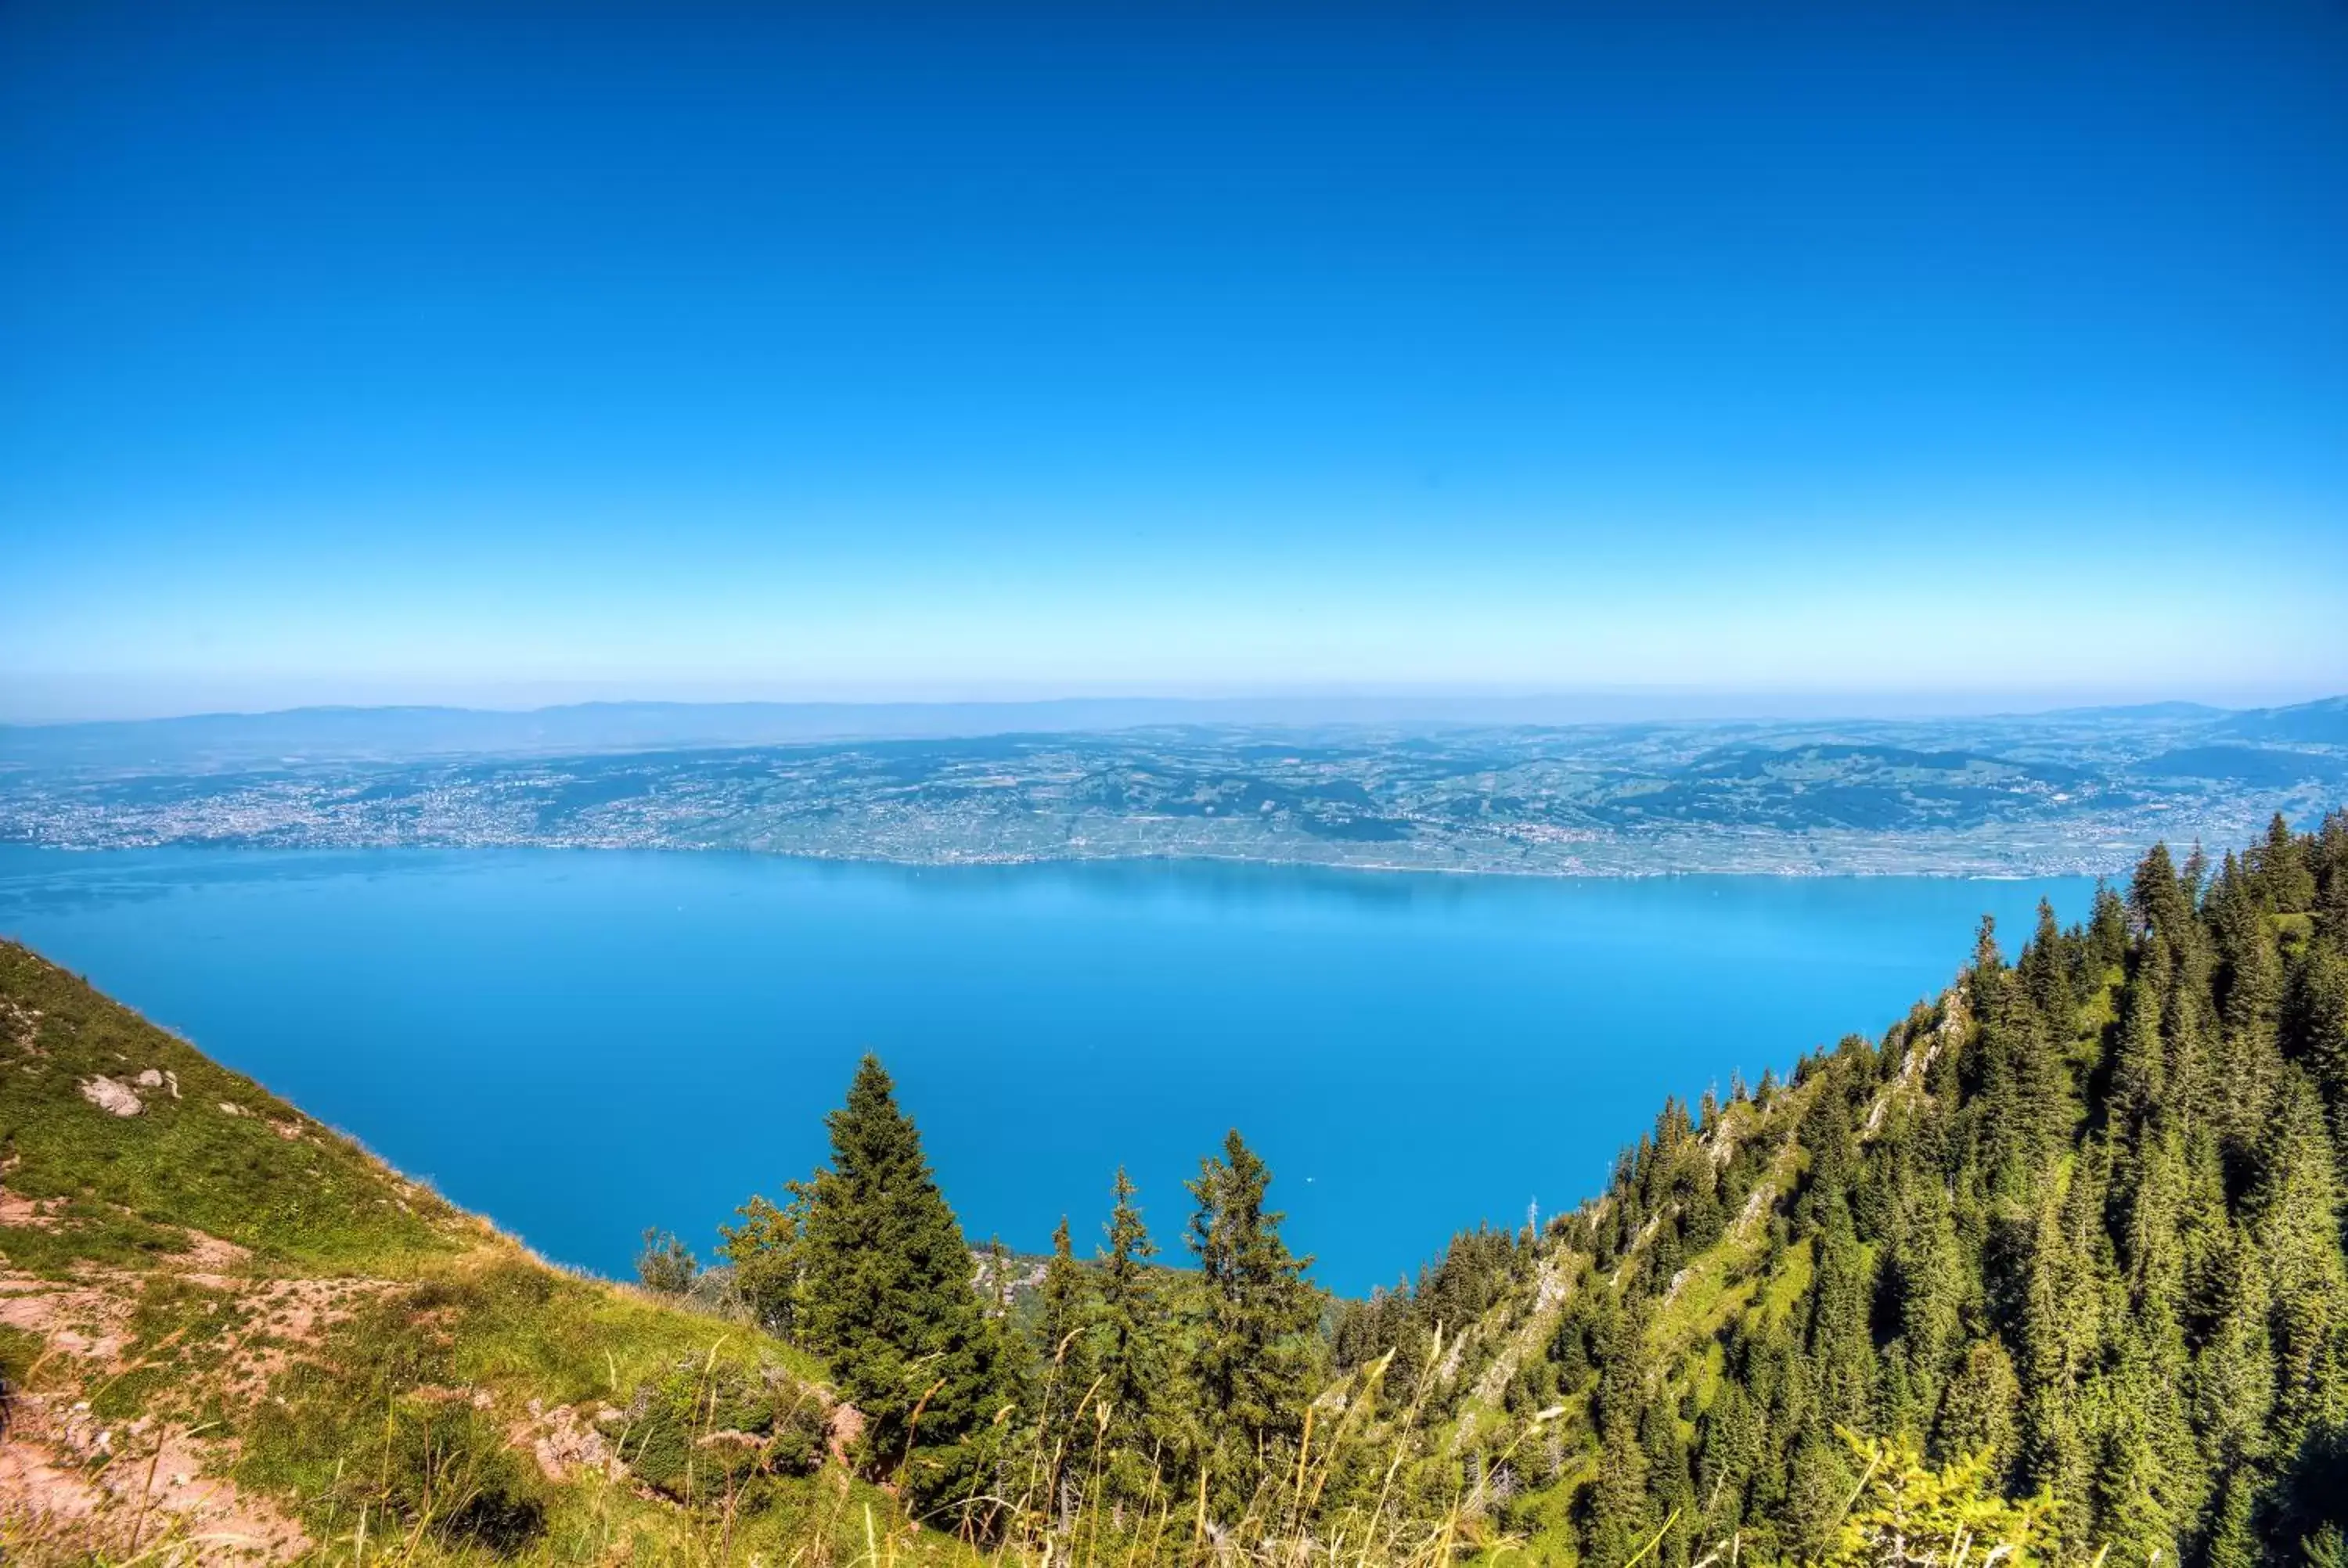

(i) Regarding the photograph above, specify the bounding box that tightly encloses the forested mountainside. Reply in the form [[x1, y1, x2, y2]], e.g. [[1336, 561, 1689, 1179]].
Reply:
[[5, 812, 2346, 1564], [1318, 811, 2348, 1563]]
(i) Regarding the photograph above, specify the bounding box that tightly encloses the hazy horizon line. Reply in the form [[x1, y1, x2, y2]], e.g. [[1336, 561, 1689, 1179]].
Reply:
[[5, 684, 2340, 732]]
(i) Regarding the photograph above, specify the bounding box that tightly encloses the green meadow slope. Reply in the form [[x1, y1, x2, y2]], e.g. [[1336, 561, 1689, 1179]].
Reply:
[[0, 941, 905, 1565]]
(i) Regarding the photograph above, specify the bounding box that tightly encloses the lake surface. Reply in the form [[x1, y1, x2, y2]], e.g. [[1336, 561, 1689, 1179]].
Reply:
[[0, 848, 2098, 1294]]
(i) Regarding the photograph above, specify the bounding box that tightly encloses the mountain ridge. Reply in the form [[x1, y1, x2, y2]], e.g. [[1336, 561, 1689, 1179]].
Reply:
[[9, 695, 2343, 773]]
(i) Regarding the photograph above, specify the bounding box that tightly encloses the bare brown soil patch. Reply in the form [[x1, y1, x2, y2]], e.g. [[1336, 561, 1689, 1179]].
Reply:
[[0, 1407, 308, 1563]]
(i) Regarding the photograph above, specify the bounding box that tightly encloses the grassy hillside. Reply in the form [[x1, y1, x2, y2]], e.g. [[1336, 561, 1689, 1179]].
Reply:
[[0, 943, 908, 1565]]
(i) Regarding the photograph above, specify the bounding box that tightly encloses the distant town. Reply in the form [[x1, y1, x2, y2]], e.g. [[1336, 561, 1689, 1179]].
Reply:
[[2, 697, 2339, 877]]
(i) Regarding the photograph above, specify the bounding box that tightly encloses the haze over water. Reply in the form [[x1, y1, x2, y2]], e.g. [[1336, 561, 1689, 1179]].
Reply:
[[0, 847, 2095, 1293]]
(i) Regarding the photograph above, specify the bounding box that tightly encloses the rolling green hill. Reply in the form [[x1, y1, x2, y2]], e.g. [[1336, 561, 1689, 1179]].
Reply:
[[0, 943, 902, 1565]]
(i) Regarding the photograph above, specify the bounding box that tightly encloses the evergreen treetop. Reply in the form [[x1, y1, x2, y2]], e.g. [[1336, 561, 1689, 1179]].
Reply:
[[798, 1053, 1004, 1506]]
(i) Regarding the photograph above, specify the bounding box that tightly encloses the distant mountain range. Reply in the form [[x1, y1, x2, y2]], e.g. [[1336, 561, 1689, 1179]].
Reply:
[[2218, 693, 2348, 744], [8, 693, 2343, 774], [3, 696, 2343, 876], [0, 696, 1842, 771]]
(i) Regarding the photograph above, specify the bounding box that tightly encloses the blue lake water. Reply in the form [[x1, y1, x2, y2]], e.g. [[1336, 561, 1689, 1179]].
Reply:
[[0, 848, 2098, 1294]]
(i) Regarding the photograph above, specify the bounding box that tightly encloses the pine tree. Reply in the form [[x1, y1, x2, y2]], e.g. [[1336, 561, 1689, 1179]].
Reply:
[[1807, 1208, 1878, 1431], [2112, 937, 2173, 1139], [2016, 1178, 2092, 1541], [1885, 1182, 1962, 1430], [1032, 1214, 1096, 1517], [2220, 892, 2285, 1047], [1696, 1375, 1765, 1536], [2250, 1072, 2347, 1456], [1638, 1393, 1697, 1563], [1184, 1130, 1319, 1502], [2164, 938, 2220, 1140], [1781, 1423, 1860, 1561], [1095, 1166, 1169, 1500], [2090, 1334, 2190, 1565], [2318, 808, 2348, 932], [2206, 1468, 2263, 1568], [983, 1235, 1017, 1318], [1932, 1339, 2020, 1480], [2285, 944, 2348, 1176], [1971, 948, 2063, 1203], [1969, 915, 2006, 998], [799, 1055, 1006, 1507], [2212, 904, 2286, 1178], [2186, 1214, 2274, 1485], [1585, 1293, 1656, 1564], [2021, 898, 2076, 1042], [2255, 811, 2319, 912], [2087, 879, 2130, 975], [2134, 841, 2193, 948]]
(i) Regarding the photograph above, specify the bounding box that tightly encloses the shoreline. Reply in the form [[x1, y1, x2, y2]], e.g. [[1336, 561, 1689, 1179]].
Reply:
[[0, 833, 2144, 883]]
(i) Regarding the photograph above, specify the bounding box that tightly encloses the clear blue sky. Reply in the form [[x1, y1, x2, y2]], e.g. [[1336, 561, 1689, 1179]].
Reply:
[[5, 2, 2345, 721]]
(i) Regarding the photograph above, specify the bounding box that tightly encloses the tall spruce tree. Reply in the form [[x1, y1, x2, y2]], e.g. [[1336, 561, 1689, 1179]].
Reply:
[[2134, 841, 2194, 948], [2251, 1072, 2347, 1456], [1185, 1130, 1319, 1502], [1032, 1214, 1096, 1516], [2022, 897, 2076, 1041], [2087, 879, 2131, 975], [1585, 1292, 1657, 1564], [799, 1055, 1005, 1508], [2255, 811, 2319, 913], [1095, 1165, 1169, 1491]]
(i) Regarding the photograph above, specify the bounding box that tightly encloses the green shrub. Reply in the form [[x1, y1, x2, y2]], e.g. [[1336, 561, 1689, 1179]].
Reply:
[[636, 1227, 697, 1294], [617, 1355, 828, 1505]]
